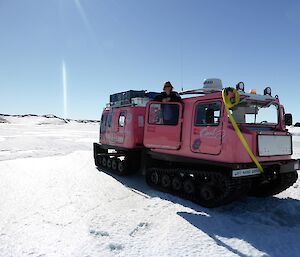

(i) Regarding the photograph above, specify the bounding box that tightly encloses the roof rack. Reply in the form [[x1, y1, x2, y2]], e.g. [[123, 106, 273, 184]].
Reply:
[[179, 88, 222, 95], [106, 97, 150, 108], [106, 102, 134, 108]]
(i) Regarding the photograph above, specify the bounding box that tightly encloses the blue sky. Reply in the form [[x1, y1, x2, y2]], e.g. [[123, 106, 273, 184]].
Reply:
[[0, 0, 300, 121]]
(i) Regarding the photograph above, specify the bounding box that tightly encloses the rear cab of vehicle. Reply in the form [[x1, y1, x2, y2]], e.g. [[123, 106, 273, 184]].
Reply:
[[100, 106, 146, 149], [93, 90, 150, 171]]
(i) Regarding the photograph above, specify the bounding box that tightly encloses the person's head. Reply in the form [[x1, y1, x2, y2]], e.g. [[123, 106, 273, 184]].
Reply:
[[163, 81, 173, 95]]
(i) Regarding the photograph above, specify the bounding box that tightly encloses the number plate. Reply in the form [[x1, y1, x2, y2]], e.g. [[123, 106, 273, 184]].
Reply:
[[232, 168, 260, 177]]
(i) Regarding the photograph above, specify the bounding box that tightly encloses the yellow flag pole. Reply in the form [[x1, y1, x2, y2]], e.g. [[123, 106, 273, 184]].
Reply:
[[222, 88, 264, 173]]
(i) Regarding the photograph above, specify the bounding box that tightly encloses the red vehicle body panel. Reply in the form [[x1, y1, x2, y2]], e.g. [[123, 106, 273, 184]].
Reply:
[[144, 103, 182, 150], [100, 106, 145, 149]]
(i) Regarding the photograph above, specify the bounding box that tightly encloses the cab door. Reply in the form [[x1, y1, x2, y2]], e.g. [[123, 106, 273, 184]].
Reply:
[[191, 101, 223, 155], [113, 110, 126, 144], [144, 102, 182, 150]]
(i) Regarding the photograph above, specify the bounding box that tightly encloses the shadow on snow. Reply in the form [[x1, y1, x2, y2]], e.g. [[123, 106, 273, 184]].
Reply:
[[97, 167, 300, 257]]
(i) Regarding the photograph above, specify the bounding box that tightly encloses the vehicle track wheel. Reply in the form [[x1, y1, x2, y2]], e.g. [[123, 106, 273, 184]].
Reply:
[[200, 184, 215, 201], [111, 158, 117, 171], [161, 174, 171, 188], [150, 170, 159, 185], [117, 160, 126, 175], [183, 178, 195, 194], [172, 176, 182, 191], [102, 157, 107, 167], [94, 156, 101, 167], [106, 158, 112, 169]]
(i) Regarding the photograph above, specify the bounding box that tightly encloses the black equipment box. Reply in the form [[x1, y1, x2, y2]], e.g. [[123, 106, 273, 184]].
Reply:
[[110, 90, 146, 105]]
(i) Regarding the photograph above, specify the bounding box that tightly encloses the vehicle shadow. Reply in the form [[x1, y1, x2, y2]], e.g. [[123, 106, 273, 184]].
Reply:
[[97, 167, 165, 198], [97, 167, 300, 257], [177, 197, 300, 257], [96, 167, 203, 209]]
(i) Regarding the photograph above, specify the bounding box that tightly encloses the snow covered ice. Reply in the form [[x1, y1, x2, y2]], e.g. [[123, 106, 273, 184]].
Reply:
[[0, 115, 300, 257]]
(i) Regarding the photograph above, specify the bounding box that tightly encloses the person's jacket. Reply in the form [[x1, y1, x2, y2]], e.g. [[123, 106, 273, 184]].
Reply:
[[154, 91, 182, 102]]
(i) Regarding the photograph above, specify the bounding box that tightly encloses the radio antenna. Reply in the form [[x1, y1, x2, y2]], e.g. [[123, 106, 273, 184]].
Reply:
[[180, 42, 184, 91]]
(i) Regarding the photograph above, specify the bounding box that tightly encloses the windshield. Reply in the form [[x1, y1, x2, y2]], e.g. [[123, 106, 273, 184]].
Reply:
[[230, 100, 278, 125]]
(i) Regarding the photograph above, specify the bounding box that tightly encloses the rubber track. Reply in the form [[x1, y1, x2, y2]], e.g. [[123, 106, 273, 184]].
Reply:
[[96, 153, 139, 176], [146, 167, 252, 208], [250, 171, 298, 197]]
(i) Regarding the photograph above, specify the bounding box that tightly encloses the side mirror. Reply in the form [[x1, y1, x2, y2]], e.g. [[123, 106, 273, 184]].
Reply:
[[285, 113, 293, 126]]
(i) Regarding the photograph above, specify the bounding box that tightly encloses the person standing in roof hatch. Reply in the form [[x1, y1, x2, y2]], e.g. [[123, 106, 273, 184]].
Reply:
[[154, 81, 182, 102], [154, 81, 182, 125]]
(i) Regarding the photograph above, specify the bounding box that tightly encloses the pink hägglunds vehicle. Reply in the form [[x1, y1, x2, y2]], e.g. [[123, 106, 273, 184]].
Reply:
[[93, 79, 299, 207]]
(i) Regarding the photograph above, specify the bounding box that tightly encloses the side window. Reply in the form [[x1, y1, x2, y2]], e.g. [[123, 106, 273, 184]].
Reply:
[[195, 102, 221, 126], [148, 103, 179, 125], [281, 106, 285, 126], [106, 113, 112, 128], [119, 112, 126, 127], [100, 114, 107, 133]]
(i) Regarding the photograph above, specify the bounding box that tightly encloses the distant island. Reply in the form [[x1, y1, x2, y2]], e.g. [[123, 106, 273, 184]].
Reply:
[[0, 113, 99, 124]]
